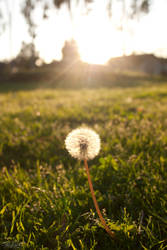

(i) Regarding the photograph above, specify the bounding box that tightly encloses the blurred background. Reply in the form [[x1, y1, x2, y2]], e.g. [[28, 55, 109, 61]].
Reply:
[[0, 0, 167, 83]]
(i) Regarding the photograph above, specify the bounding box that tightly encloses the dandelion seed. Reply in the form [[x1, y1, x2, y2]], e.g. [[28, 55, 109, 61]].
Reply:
[[65, 128, 100, 160]]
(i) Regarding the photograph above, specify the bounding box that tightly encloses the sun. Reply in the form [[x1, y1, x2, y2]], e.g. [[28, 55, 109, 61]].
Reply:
[[36, 1, 131, 65], [73, 9, 123, 64]]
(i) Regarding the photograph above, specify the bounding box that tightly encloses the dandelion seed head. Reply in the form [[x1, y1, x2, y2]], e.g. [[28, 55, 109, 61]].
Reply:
[[65, 128, 101, 160]]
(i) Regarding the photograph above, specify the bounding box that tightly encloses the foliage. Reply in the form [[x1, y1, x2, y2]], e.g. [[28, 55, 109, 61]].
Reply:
[[0, 75, 167, 249], [11, 42, 39, 73], [12, 42, 39, 70], [62, 39, 80, 64], [21, 0, 36, 40]]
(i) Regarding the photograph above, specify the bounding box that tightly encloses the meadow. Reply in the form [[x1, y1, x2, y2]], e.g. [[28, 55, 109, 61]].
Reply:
[[0, 73, 167, 249]]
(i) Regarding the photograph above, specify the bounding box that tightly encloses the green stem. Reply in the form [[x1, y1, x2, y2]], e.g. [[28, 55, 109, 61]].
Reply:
[[84, 159, 115, 238]]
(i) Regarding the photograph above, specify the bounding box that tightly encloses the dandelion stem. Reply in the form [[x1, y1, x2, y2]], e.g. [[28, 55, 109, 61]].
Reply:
[[84, 159, 115, 238]]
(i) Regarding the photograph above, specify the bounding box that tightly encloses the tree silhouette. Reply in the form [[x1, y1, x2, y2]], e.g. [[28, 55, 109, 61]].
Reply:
[[14, 42, 39, 69], [62, 39, 80, 64]]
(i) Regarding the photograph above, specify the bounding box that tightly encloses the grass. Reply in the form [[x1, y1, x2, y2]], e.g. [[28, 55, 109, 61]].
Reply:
[[0, 73, 167, 249]]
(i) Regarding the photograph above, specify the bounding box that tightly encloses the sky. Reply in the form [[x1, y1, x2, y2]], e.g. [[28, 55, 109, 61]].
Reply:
[[0, 0, 167, 64]]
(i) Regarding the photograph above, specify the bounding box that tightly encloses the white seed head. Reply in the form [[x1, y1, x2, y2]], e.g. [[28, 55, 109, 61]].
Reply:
[[65, 128, 101, 160]]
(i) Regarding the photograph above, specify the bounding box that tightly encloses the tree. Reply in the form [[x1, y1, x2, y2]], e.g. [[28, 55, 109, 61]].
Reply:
[[61, 39, 80, 64], [21, 0, 50, 63], [53, 0, 93, 10], [14, 41, 39, 69], [21, 0, 37, 47], [52, 0, 151, 16]]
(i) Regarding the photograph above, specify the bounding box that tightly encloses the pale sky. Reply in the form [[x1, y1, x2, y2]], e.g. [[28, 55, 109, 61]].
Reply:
[[0, 0, 167, 64]]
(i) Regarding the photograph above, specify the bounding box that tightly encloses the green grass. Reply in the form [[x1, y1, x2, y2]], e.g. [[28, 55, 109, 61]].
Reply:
[[1, 73, 167, 249]]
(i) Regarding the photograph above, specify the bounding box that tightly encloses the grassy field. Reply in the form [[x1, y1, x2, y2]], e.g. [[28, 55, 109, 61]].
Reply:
[[0, 73, 167, 249]]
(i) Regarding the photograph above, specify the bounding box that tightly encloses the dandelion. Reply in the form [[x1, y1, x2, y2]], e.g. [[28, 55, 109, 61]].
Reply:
[[65, 128, 100, 160], [65, 127, 115, 238]]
